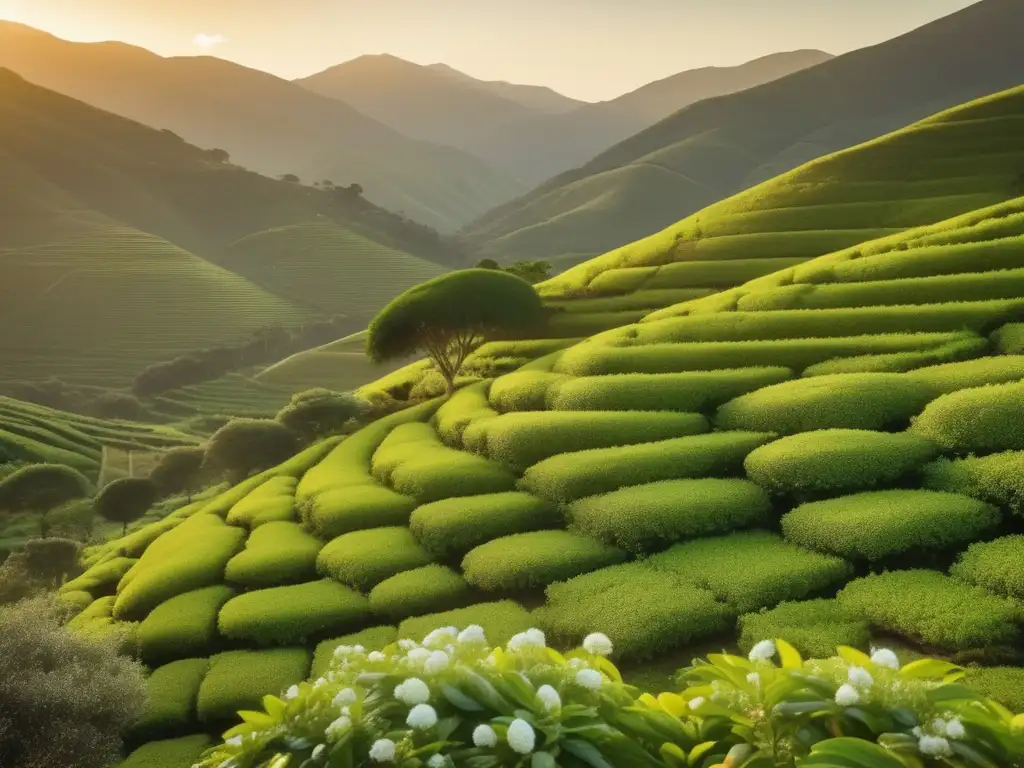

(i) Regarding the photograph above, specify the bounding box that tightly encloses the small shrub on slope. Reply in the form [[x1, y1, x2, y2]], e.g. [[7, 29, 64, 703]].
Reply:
[[908, 355, 1024, 392], [136, 584, 235, 665], [801, 335, 988, 376], [389, 450, 517, 502], [462, 530, 627, 592], [432, 381, 497, 444], [317, 527, 433, 591], [965, 666, 1024, 712], [922, 451, 1024, 513], [488, 370, 568, 412], [410, 492, 559, 558], [61, 555, 136, 596], [370, 423, 439, 484], [129, 657, 209, 742], [119, 735, 215, 768], [397, 600, 532, 647], [312, 626, 399, 679], [993, 321, 1024, 354], [197, 647, 311, 724], [308, 485, 419, 539], [738, 599, 870, 659], [224, 521, 321, 588], [369, 565, 471, 621], [951, 535, 1024, 600], [276, 388, 367, 444], [911, 381, 1024, 453], [225, 476, 296, 527], [203, 418, 300, 483], [218, 579, 371, 646], [838, 570, 1023, 652], [745, 429, 938, 496], [568, 478, 771, 554]]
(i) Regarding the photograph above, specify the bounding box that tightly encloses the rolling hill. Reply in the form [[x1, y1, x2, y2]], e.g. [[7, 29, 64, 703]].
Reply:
[[464, 0, 1024, 263], [425, 62, 584, 114], [0, 22, 522, 232]]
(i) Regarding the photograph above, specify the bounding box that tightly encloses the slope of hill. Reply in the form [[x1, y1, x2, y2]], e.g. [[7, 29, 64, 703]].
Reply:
[[0, 23, 522, 231], [465, 0, 1024, 262], [93, 197, 1024, 768], [425, 62, 585, 114]]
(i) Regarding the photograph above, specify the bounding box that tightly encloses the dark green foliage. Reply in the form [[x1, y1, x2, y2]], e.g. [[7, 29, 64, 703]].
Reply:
[[308, 485, 419, 539], [964, 667, 1024, 712], [129, 658, 210, 742], [993, 322, 1024, 354], [782, 490, 1000, 562], [136, 585, 235, 665], [922, 451, 1024, 514], [744, 430, 939, 496], [20, 536, 81, 586], [203, 418, 300, 483], [409, 492, 559, 558], [0, 596, 146, 768], [95, 478, 158, 535], [738, 600, 871, 659], [838, 570, 1023, 652], [276, 388, 367, 443], [224, 522, 321, 588], [537, 563, 735, 661], [117, 735, 215, 768], [397, 600, 533, 646], [316, 527, 433, 591], [0, 463, 92, 536], [149, 447, 206, 501], [568, 478, 772, 555], [521, 431, 776, 503], [951, 535, 1024, 600], [218, 580, 371, 646], [462, 531, 627, 592], [311, 626, 399, 679], [196, 648, 311, 724], [366, 270, 547, 394], [910, 381, 1024, 453], [369, 565, 471, 621]]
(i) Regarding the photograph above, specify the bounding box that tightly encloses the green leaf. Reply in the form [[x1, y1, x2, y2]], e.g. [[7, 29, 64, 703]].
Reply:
[[776, 638, 803, 669], [440, 683, 484, 712], [561, 738, 615, 768], [836, 647, 872, 667], [801, 738, 905, 768], [899, 659, 963, 681]]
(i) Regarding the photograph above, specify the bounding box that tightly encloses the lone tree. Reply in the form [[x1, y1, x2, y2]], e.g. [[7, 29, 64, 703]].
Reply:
[[95, 478, 157, 536], [367, 269, 547, 395], [277, 388, 368, 444], [204, 419, 299, 482], [0, 464, 92, 537], [149, 446, 206, 501]]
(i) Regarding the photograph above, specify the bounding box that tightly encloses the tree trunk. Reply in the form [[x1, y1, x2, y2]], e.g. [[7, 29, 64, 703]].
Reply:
[[122, 521, 128, 536], [442, 370, 456, 397]]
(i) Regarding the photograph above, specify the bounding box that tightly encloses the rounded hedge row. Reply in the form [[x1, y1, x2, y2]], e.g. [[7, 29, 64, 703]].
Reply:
[[307, 485, 419, 539], [223, 521, 321, 588], [781, 489, 1001, 562], [128, 657, 209, 742], [461, 530, 627, 592], [910, 381, 1024, 454], [487, 371, 568, 413], [316, 527, 433, 592], [922, 451, 1024, 514], [225, 476, 297, 528], [744, 429, 938, 496], [389, 450, 517, 502], [993, 322, 1024, 354], [136, 585, 235, 665], [909, 355, 1024, 393], [567, 478, 771, 554], [964, 667, 1024, 712], [370, 423, 439, 484], [367, 565, 471, 621], [409, 491, 559, 558], [61, 555, 136, 596], [951, 535, 1024, 600], [738, 599, 870, 659], [196, 647, 311, 724], [396, 599, 533, 647], [432, 381, 497, 445], [118, 735, 214, 768]]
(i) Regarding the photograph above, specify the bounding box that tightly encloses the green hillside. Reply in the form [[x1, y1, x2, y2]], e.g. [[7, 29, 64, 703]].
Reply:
[[464, 0, 1024, 263], [87, 196, 1024, 766]]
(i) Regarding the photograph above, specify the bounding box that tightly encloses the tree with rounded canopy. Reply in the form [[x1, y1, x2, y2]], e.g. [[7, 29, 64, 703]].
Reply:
[[0, 464, 92, 537], [367, 269, 547, 395], [95, 478, 158, 536], [149, 446, 207, 501], [276, 388, 368, 444], [204, 419, 300, 482]]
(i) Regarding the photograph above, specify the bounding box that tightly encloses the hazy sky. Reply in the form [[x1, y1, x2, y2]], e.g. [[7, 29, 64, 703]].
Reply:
[[0, 0, 979, 100]]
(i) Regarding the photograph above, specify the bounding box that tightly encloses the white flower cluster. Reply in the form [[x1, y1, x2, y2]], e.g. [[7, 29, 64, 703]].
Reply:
[[911, 714, 965, 758]]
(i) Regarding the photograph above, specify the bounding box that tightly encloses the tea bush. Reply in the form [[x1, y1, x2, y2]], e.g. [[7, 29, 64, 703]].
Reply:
[[781, 490, 1000, 562], [568, 478, 772, 554], [307, 485, 419, 539], [462, 530, 627, 591], [738, 599, 870, 658], [909, 355, 1024, 392], [368, 565, 471, 621], [993, 321, 1024, 354], [745, 429, 939, 495], [396, 600, 533, 646], [136, 585, 235, 664], [800, 336, 988, 377], [118, 735, 214, 768], [432, 381, 497, 444], [410, 492, 559, 558], [196, 647, 311, 724], [390, 450, 517, 502], [311, 626, 399, 679], [61, 555, 136, 596], [317, 527, 433, 591], [129, 658, 209, 742], [218, 580, 371, 646], [106, 518, 182, 559], [965, 666, 1024, 711], [951, 535, 1024, 600], [224, 521, 322, 588], [487, 370, 568, 413], [521, 431, 775, 503], [225, 476, 296, 528], [911, 381, 1024, 453], [370, 423, 439, 483], [922, 451, 1024, 513]]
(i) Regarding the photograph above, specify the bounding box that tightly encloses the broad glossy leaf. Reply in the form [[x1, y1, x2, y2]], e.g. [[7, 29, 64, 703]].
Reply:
[[562, 738, 615, 768], [899, 659, 964, 681], [800, 738, 905, 768], [836, 647, 872, 667], [263, 695, 286, 718], [776, 638, 803, 669], [657, 693, 688, 717], [440, 683, 484, 712]]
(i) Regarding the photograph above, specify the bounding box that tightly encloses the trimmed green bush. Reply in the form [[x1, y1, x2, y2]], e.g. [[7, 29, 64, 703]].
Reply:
[[225, 476, 296, 528], [310, 626, 399, 680], [117, 735, 214, 768], [368, 565, 471, 621], [370, 423, 439, 483], [910, 381, 1024, 453], [922, 451, 1024, 513], [549, 368, 793, 413], [113, 514, 245, 620], [129, 658, 210, 742], [61, 556, 136, 596], [397, 600, 532, 646], [837, 570, 1023, 652], [568, 478, 771, 554], [801, 336, 987, 377], [488, 371, 569, 413], [218, 580, 370, 646], [433, 381, 497, 445], [462, 531, 627, 592], [952, 535, 1024, 600], [307, 485, 419, 539], [409, 492, 559, 558], [537, 563, 735, 661], [476, 411, 708, 469], [317, 527, 433, 591], [224, 522, 321, 588], [993, 322, 1024, 354], [648, 531, 852, 612], [389, 450, 516, 503], [909, 356, 1024, 393], [59, 589, 94, 612], [738, 599, 870, 659], [137, 585, 234, 665], [782, 490, 1000, 562], [964, 667, 1024, 712], [744, 430, 938, 495], [716, 374, 938, 434], [521, 431, 776, 503], [196, 648, 311, 724]]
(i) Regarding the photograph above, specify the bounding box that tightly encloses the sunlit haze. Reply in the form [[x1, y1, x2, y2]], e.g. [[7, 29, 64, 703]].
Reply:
[[0, 0, 978, 100]]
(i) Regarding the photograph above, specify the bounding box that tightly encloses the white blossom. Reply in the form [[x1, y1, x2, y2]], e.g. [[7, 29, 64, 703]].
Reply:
[[748, 640, 776, 663], [407, 703, 438, 729], [835, 684, 860, 706], [582, 632, 613, 656], [536, 684, 561, 711], [508, 629, 546, 651], [568, 658, 586, 669], [332, 688, 357, 708], [848, 666, 874, 688], [473, 724, 498, 747], [226, 736, 243, 747], [932, 718, 947, 734], [284, 737, 312, 750], [407, 648, 432, 665], [423, 627, 458, 649], [688, 696, 706, 712], [918, 735, 952, 757], [458, 624, 487, 645], [398, 639, 418, 651], [394, 677, 431, 705], [574, 668, 603, 690], [945, 719, 966, 740], [427, 756, 446, 768], [313, 677, 327, 689], [284, 684, 300, 700], [746, 672, 760, 687], [369, 738, 397, 762], [332, 645, 353, 659], [312, 744, 327, 760], [352, 645, 366, 654], [368, 651, 386, 662], [424, 650, 450, 674], [526, 628, 546, 646], [325, 715, 351, 741], [507, 718, 536, 754], [870, 647, 900, 670]]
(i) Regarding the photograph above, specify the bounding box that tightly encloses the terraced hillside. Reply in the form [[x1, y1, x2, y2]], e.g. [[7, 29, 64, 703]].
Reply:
[[464, 0, 1024, 264], [86, 197, 1024, 766]]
